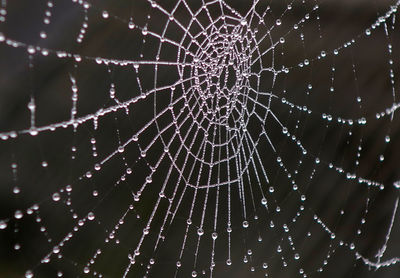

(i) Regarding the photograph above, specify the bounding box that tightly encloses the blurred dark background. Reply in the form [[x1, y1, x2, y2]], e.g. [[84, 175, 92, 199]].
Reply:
[[0, 0, 400, 278]]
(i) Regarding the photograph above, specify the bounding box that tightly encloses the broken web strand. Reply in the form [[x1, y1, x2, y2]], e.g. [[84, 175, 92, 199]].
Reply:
[[0, 0, 399, 277]]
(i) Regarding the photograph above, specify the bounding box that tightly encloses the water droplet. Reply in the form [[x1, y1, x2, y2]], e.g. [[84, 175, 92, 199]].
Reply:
[[15, 210, 23, 219], [52, 193, 61, 202], [128, 19, 134, 29], [242, 221, 249, 228], [25, 270, 34, 278], [0, 220, 7, 229], [261, 197, 267, 205], [102, 11, 109, 19], [27, 46, 36, 54], [88, 212, 95, 221], [276, 19, 282, 26], [29, 129, 38, 136], [53, 246, 60, 254], [197, 228, 204, 236], [13, 186, 20, 194]]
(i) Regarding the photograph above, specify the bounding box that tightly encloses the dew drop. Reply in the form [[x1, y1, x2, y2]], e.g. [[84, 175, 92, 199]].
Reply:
[[29, 129, 38, 136], [0, 220, 7, 229], [52, 192, 61, 202], [88, 212, 95, 221], [25, 270, 34, 278], [15, 210, 23, 219], [13, 186, 20, 194], [128, 19, 134, 29], [102, 11, 109, 19], [261, 197, 267, 205], [27, 46, 36, 54]]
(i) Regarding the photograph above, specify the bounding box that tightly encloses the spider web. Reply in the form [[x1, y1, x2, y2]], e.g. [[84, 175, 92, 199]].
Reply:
[[0, 0, 400, 277]]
